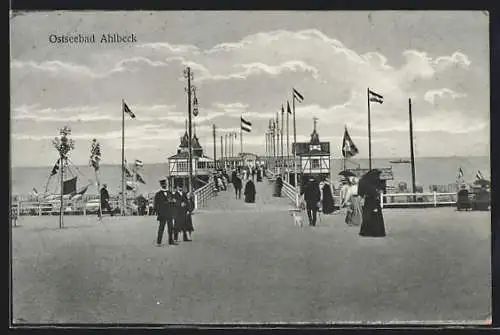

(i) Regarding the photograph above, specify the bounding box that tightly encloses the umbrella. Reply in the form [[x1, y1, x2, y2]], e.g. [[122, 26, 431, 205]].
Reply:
[[473, 179, 490, 187], [358, 169, 382, 197], [338, 170, 356, 177]]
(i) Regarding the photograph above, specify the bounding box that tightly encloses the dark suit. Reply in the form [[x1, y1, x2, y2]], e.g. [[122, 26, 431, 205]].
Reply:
[[154, 189, 176, 244], [302, 180, 321, 226], [100, 187, 112, 215]]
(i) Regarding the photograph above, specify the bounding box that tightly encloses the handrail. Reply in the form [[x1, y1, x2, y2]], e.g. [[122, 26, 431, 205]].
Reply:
[[282, 179, 300, 208], [193, 181, 216, 210]]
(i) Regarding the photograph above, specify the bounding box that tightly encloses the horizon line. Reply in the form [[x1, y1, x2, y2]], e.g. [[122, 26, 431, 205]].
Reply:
[[10, 155, 490, 169]]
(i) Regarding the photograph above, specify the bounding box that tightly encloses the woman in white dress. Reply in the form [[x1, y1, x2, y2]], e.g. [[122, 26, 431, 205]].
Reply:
[[348, 176, 362, 226]]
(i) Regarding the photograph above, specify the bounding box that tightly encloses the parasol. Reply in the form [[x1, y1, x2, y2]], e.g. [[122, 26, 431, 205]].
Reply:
[[358, 169, 382, 197], [473, 179, 490, 187], [338, 170, 356, 177]]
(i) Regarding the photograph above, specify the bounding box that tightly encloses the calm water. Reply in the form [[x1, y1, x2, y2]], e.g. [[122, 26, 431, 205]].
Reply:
[[11, 156, 490, 196]]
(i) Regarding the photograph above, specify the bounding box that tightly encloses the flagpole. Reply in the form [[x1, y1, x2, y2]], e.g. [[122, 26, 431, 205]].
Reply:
[[220, 135, 223, 169], [367, 88, 372, 171], [240, 115, 243, 157], [59, 154, 64, 228], [292, 90, 298, 189], [121, 98, 125, 216], [409, 98, 417, 202], [276, 112, 279, 175], [281, 106, 284, 178], [286, 102, 290, 181]]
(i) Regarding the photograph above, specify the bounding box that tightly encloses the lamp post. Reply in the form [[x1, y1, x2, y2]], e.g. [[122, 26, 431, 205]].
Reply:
[[183, 67, 199, 194], [52, 125, 75, 229]]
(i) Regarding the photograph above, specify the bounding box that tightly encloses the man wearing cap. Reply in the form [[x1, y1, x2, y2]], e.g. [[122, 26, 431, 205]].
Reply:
[[153, 179, 177, 246]]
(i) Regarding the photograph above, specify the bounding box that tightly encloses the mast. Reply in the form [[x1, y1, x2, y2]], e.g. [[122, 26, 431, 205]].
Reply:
[[281, 105, 284, 178], [121, 98, 125, 216], [59, 155, 64, 228], [367, 87, 372, 171], [212, 124, 216, 170], [292, 91, 298, 188], [409, 98, 417, 202]]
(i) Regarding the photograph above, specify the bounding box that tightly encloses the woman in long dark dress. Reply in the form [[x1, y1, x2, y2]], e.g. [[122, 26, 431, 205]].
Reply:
[[174, 192, 195, 241], [244, 179, 256, 203], [358, 170, 386, 237], [321, 180, 335, 214]]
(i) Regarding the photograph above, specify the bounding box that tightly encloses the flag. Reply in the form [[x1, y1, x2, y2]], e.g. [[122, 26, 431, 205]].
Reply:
[[241, 117, 252, 132], [368, 89, 384, 104], [126, 181, 136, 191], [293, 88, 304, 103], [31, 188, 38, 196], [281, 104, 285, 115], [476, 170, 484, 180], [50, 159, 60, 176], [71, 185, 89, 200], [123, 161, 133, 178], [123, 100, 136, 118], [342, 127, 359, 158], [62, 177, 78, 195], [134, 159, 143, 168], [136, 172, 146, 184], [89, 139, 101, 171], [457, 167, 464, 179], [287, 100, 292, 114]]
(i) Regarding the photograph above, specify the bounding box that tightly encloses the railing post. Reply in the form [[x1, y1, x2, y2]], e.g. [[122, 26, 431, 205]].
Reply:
[[17, 200, 21, 217], [380, 192, 384, 209], [433, 191, 437, 207], [38, 201, 41, 216], [194, 193, 199, 210]]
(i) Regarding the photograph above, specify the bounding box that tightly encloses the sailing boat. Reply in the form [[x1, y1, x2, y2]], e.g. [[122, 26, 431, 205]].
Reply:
[[389, 158, 411, 164], [41, 157, 92, 203]]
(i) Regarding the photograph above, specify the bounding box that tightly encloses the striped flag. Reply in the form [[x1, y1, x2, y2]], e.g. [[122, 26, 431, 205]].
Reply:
[[89, 139, 101, 171], [476, 170, 484, 180], [287, 100, 292, 114], [134, 159, 143, 168], [123, 100, 136, 118], [123, 160, 133, 178], [241, 117, 252, 132], [368, 89, 384, 104], [293, 88, 304, 103], [458, 167, 464, 179], [50, 159, 60, 176], [136, 172, 146, 184]]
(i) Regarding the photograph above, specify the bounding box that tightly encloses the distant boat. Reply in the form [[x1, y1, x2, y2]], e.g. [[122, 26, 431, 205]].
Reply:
[[390, 159, 411, 164]]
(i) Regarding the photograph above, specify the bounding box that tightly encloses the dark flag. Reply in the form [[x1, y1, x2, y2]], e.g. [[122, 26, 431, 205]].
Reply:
[[293, 88, 304, 103], [63, 177, 78, 195], [126, 181, 136, 191], [123, 100, 136, 118], [368, 89, 384, 104], [342, 126, 359, 158], [123, 160, 133, 178], [287, 100, 292, 114], [71, 185, 89, 199], [458, 167, 464, 179], [50, 159, 60, 176], [241, 117, 252, 132], [476, 170, 484, 180]]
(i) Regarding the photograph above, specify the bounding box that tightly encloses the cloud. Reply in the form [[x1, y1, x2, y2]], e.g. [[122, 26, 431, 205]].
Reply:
[[423, 88, 467, 104], [135, 42, 199, 53]]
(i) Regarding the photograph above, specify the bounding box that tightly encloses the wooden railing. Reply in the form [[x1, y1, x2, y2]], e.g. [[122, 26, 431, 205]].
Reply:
[[282, 179, 300, 208], [193, 180, 216, 210]]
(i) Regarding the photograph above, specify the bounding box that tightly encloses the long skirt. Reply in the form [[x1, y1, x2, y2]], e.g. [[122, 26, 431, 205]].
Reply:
[[350, 196, 362, 226], [175, 212, 194, 233], [359, 203, 386, 237]]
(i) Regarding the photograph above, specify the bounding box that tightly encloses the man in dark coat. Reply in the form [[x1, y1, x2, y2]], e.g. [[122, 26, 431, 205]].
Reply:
[[302, 177, 321, 226], [274, 175, 283, 197], [154, 179, 177, 246], [100, 184, 113, 216], [244, 179, 256, 203], [233, 174, 243, 199], [321, 179, 335, 214]]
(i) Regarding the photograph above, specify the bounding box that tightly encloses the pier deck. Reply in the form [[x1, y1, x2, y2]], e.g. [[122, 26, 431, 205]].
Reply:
[[12, 179, 491, 324]]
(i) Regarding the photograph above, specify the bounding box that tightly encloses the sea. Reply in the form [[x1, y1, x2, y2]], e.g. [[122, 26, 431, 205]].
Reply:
[[11, 156, 490, 197]]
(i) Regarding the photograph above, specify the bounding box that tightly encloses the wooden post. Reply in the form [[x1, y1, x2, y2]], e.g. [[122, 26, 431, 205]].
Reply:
[[409, 98, 417, 203], [59, 155, 64, 228], [367, 87, 372, 171], [433, 191, 437, 207]]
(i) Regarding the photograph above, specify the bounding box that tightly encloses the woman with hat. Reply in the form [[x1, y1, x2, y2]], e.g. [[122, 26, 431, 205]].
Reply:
[[321, 177, 335, 214], [358, 169, 386, 237], [348, 176, 362, 226]]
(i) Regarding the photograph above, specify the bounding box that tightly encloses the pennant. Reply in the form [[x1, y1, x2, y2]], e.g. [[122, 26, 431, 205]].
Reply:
[[457, 167, 464, 179], [123, 161, 133, 178], [241, 117, 252, 132], [287, 100, 292, 114], [368, 89, 384, 104], [62, 177, 77, 195], [50, 159, 60, 176], [476, 170, 484, 180], [342, 126, 359, 158], [134, 159, 143, 167], [31, 187, 38, 196], [123, 100, 136, 118], [281, 104, 285, 115], [293, 88, 304, 103], [136, 172, 146, 184]]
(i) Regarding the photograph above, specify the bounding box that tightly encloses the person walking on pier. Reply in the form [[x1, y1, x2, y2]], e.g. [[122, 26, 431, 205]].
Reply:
[[321, 178, 335, 214], [174, 190, 194, 242], [244, 179, 256, 203], [302, 177, 321, 226], [99, 184, 113, 217], [358, 170, 386, 237], [154, 179, 177, 246], [233, 173, 242, 199]]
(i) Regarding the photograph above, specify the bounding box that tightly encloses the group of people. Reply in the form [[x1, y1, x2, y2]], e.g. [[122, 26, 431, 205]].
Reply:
[[153, 179, 195, 246], [230, 167, 257, 203], [299, 170, 386, 237]]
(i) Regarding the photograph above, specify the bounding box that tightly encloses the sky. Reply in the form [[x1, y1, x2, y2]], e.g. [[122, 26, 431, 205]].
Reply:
[[10, 11, 490, 167]]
